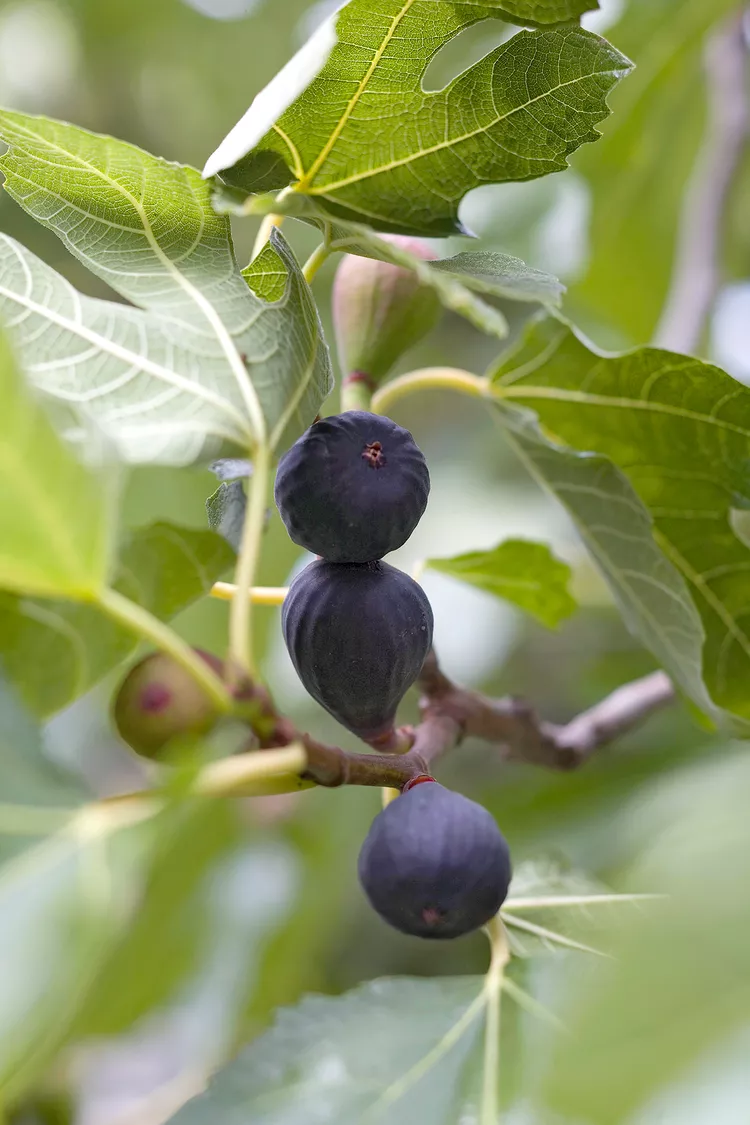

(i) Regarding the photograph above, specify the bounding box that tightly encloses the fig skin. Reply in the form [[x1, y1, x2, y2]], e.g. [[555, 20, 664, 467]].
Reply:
[[358, 781, 512, 939], [282, 559, 433, 741], [333, 237, 442, 384], [274, 411, 429, 564], [113, 650, 223, 758]]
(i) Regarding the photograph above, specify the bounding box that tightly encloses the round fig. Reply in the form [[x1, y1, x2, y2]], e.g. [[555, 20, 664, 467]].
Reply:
[[274, 411, 430, 564], [113, 650, 223, 758], [333, 237, 442, 385], [282, 559, 433, 741], [358, 781, 512, 939]]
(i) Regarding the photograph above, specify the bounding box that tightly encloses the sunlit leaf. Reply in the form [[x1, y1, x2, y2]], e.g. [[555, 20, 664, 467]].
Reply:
[[0, 325, 114, 600], [429, 538, 576, 628], [0, 111, 332, 465], [208, 2, 631, 236]]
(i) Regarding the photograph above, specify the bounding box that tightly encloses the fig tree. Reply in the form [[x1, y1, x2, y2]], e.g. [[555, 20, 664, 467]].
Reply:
[[274, 411, 429, 564], [358, 781, 512, 939], [113, 650, 223, 758], [282, 559, 433, 742]]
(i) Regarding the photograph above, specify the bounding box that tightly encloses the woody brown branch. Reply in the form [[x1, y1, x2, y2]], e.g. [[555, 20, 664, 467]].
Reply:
[[251, 649, 677, 789], [414, 651, 676, 771]]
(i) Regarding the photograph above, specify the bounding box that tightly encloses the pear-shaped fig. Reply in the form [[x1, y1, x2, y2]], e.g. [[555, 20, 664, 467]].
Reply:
[[274, 411, 429, 564], [113, 650, 223, 758], [282, 559, 433, 741], [358, 781, 511, 939], [333, 237, 442, 385]]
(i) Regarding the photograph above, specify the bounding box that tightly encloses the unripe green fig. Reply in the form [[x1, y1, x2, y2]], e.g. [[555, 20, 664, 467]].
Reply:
[[332, 237, 442, 385], [358, 781, 512, 939], [113, 650, 223, 758]]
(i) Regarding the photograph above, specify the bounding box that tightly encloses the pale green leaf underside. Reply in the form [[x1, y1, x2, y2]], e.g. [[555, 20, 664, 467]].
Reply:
[[214, 2, 631, 236], [493, 317, 750, 725], [429, 538, 576, 627], [167, 976, 492, 1125], [492, 405, 715, 722], [431, 250, 564, 306], [0, 111, 332, 464], [0, 327, 113, 599], [0, 798, 156, 1102], [0, 522, 234, 717]]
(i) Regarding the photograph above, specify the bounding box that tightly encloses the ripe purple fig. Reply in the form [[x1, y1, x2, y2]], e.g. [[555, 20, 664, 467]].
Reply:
[[282, 559, 433, 742], [333, 237, 442, 385], [113, 650, 223, 758], [274, 411, 429, 564], [358, 781, 512, 939]]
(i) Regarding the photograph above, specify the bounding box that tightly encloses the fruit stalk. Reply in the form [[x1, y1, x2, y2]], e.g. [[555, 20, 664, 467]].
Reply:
[[229, 441, 271, 679], [341, 371, 376, 413], [97, 587, 231, 712]]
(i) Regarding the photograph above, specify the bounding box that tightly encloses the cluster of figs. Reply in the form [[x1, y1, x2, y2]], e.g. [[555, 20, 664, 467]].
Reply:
[[112, 407, 512, 941], [277, 411, 512, 939]]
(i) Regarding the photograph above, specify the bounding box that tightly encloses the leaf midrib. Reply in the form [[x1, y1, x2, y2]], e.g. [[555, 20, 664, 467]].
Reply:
[[302, 56, 618, 196], [297, 0, 418, 191], [0, 263, 254, 440], [499, 384, 750, 440]]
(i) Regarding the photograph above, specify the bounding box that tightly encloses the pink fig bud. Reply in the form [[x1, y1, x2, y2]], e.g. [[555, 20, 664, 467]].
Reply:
[[332, 236, 442, 385]]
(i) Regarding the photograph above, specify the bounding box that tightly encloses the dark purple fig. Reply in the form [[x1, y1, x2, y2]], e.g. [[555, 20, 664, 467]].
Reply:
[[282, 559, 433, 742], [274, 411, 429, 564], [113, 650, 223, 758], [358, 781, 512, 939]]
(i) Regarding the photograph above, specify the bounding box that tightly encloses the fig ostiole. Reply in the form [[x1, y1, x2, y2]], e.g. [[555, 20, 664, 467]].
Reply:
[[113, 650, 223, 759], [358, 781, 512, 939], [282, 559, 433, 742], [274, 411, 430, 564]]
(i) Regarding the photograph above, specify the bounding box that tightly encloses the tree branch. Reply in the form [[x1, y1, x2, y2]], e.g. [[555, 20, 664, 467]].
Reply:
[[655, 12, 749, 354], [237, 651, 677, 795], [412, 651, 676, 771]]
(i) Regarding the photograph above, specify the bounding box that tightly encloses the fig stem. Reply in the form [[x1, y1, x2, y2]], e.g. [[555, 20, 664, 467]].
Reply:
[[302, 242, 332, 284], [228, 441, 271, 680], [341, 372, 375, 413], [372, 366, 489, 414], [251, 213, 285, 260], [482, 917, 511, 1124], [210, 583, 288, 606], [192, 744, 310, 797], [97, 587, 232, 712]]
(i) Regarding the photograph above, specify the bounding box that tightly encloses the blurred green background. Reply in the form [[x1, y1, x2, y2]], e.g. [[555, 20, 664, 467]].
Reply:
[[2, 0, 750, 1122]]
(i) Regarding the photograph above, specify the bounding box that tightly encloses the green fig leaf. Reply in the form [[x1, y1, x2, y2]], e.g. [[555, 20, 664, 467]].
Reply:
[[0, 111, 332, 465], [206, 3, 631, 237], [429, 538, 576, 628]]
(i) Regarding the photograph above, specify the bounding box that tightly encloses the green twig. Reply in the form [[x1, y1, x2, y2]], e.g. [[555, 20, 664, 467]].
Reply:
[[96, 586, 232, 711], [341, 372, 376, 413], [302, 242, 332, 284], [372, 366, 490, 415], [229, 441, 271, 678]]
